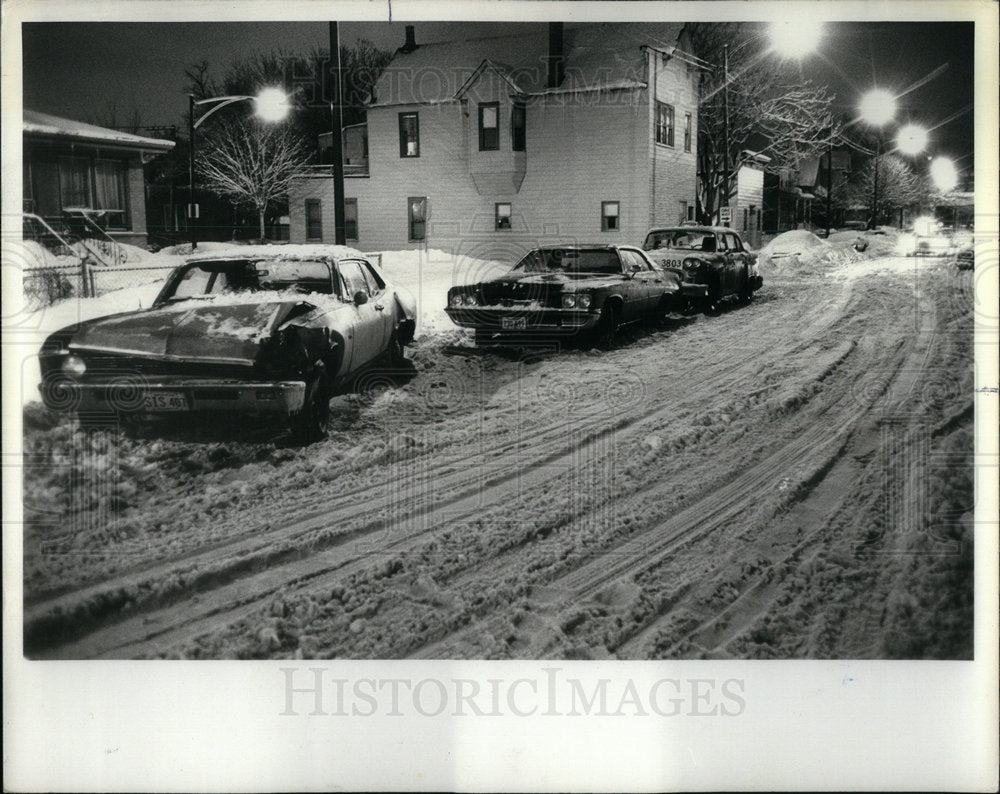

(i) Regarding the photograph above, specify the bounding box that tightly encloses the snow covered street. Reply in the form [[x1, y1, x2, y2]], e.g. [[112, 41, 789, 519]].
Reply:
[[18, 242, 974, 660]]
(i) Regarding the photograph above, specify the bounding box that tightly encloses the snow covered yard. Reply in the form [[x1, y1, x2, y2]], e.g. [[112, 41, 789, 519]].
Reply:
[[17, 243, 975, 661]]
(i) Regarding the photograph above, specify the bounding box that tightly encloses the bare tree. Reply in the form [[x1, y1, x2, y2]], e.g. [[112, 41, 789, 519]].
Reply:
[[687, 23, 839, 223], [843, 154, 930, 226], [88, 99, 145, 134], [195, 117, 312, 241]]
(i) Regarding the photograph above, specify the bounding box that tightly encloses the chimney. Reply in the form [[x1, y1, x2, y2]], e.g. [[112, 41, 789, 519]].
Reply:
[[401, 25, 418, 53], [547, 22, 564, 88]]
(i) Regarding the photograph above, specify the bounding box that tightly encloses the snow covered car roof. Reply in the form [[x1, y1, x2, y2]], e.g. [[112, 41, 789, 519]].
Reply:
[[645, 226, 742, 235], [183, 244, 369, 263]]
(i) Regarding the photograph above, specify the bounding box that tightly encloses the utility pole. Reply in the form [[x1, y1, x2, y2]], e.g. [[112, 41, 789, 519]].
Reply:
[[722, 43, 731, 227], [329, 22, 346, 245], [825, 129, 833, 237], [188, 93, 197, 251]]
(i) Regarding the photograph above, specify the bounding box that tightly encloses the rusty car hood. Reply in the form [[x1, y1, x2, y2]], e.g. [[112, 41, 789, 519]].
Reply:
[[68, 299, 314, 363]]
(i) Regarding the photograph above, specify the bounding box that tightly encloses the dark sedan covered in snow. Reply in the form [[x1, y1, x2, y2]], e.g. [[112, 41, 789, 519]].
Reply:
[[38, 245, 416, 441], [642, 226, 762, 311], [445, 245, 705, 347]]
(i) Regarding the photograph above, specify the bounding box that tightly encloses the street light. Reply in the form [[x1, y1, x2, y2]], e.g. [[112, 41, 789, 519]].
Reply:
[[767, 21, 824, 60], [187, 87, 291, 250], [930, 156, 958, 192], [858, 87, 899, 229], [895, 123, 929, 156], [720, 23, 823, 226]]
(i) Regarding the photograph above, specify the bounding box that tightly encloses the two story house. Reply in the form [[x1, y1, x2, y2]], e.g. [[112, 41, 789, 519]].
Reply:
[[289, 23, 703, 260]]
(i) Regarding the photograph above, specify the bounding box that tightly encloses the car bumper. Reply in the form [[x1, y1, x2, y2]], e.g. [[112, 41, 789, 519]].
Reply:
[[39, 378, 307, 415], [445, 306, 603, 334]]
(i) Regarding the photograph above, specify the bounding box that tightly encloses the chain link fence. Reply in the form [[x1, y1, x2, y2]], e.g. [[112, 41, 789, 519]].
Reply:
[[22, 250, 385, 310]]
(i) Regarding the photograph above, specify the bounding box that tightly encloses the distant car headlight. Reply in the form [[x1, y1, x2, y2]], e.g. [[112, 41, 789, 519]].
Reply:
[[462, 293, 479, 307], [449, 293, 464, 308], [61, 355, 86, 376], [562, 294, 577, 309], [577, 293, 592, 309]]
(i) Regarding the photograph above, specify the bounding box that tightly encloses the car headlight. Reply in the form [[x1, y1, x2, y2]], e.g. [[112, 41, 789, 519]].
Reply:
[[577, 293, 592, 309], [449, 293, 464, 308], [682, 258, 699, 270], [61, 355, 86, 377], [562, 294, 577, 309], [462, 293, 479, 307]]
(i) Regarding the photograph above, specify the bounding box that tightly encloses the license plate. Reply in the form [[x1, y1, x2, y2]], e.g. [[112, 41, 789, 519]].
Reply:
[[501, 316, 527, 330], [143, 392, 189, 411]]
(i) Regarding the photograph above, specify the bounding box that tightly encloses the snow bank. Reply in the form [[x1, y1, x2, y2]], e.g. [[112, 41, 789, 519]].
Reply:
[[759, 228, 902, 275]]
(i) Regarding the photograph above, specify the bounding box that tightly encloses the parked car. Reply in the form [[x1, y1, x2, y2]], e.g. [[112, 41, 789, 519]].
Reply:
[[445, 245, 704, 347], [642, 226, 762, 311], [37, 245, 416, 441], [955, 245, 974, 270]]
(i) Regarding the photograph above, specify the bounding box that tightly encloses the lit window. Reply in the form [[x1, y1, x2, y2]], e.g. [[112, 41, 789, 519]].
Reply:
[[479, 103, 500, 151], [399, 112, 420, 157], [495, 202, 512, 230], [601, 201, 620, 232], [655, 102, 675, 147], [408, 197, 427, 241]]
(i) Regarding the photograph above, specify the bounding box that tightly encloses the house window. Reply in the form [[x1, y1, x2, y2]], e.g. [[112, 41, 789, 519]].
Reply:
[[684, 113, 692, 152], [495, 202, 512, 230], [399, 112, 420, 157], [655, 102, 675, 147], [59, 157, 91, 208], [679, 201, 688, 224], [511, 104, 526, 151], [687, 204, 696, 222], [58, 156, 130, 228], [479, 102, 500, 151], [305, 199, 323, 241], [344, 198, 359, 241], [601, 201, 620, 232], [408, 197, 427, 241]]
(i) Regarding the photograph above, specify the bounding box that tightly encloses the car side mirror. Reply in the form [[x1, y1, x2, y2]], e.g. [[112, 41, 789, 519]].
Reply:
[[353, 290, 368, 306]]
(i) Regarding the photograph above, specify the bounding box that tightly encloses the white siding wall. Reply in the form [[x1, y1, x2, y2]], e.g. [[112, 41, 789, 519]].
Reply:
[[649, 48, 700, 230], [291, 87, 652, 261]]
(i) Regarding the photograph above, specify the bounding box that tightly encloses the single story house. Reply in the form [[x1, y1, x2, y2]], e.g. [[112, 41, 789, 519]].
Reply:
[[22, 109, 175, 247]]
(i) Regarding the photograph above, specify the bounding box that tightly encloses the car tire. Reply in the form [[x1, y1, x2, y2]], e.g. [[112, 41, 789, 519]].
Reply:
[[290, 366, 332, 443], [704, 278, 722, 315], [594, 302, 619, 350], [387, 328, 406, 365], [739, 271, 754, 305]]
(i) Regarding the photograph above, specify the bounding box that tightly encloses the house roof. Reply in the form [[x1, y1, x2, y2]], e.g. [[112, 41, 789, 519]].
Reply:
[[370, 23, 686, 107], [23, 110, 175, 151]]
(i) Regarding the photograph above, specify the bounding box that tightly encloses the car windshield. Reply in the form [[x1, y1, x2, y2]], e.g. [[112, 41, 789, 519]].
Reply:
[[643, 230, 715, 251], [512, 249, 623, 275], [162, 259, 335, 302]]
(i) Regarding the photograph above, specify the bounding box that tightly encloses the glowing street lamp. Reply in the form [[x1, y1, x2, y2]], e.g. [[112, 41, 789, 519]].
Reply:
[[930, 156, 958, 192], [895, 123, 929, 157], [767, 20, 824, 60], [858, 87, 900, 228], [187, 87, 292, 250]]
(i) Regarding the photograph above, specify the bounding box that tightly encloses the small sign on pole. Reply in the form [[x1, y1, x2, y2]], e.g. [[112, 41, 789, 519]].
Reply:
[[719, 206, 733, 224], [187, 203, 200, 219]]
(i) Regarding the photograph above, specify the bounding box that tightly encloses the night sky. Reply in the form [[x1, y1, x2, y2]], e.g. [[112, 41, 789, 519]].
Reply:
[[21, 19, 976, 181]]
